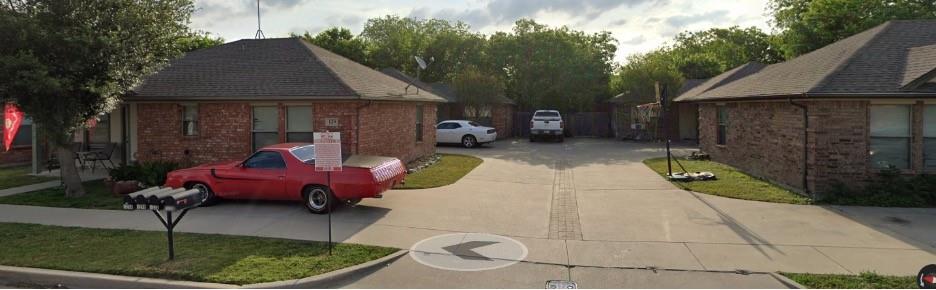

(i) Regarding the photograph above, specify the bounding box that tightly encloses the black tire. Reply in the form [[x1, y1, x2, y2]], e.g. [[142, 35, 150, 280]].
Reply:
[[303, 185, 336, 214], [462, 135, 478, 148], [529, 136, 536, 142], [186, 182, 218, 206]]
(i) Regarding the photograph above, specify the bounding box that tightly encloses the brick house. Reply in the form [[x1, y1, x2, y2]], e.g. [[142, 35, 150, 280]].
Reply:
[[381, 68, 516, 139], [674, 20, 936, 194], [119, 38, 446, 165]]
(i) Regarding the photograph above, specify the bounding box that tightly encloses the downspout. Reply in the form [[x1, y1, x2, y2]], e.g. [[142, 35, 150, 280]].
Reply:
[[355, 101, 373, 154], [788, 95, 811, 197]]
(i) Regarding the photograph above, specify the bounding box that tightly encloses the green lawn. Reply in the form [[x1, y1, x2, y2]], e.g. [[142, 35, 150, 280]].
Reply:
[[0, 222, 398, 285], [643, 158, 811, 204], [396, 154, 483, 189], [0, 180, 124, 210], [0, 166, 57, 190], [781, 272, 917, 289]]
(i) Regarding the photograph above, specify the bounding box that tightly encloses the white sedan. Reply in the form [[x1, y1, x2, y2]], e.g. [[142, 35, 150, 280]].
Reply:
[[436, 120, 497, 148]]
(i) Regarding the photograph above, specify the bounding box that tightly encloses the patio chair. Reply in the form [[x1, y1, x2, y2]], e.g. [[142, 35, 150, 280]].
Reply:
[[81, 143, 117, 172]]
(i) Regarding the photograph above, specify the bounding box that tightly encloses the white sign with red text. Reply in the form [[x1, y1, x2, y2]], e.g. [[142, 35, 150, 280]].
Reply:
[[313, 132, 342, 172]]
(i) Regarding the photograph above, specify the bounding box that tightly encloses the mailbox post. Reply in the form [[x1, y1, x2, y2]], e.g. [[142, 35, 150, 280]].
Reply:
[[124, 187, 203, 260]]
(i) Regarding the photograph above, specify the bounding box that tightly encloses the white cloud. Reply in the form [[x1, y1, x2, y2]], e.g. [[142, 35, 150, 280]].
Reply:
[[190, 0, 772, 64]]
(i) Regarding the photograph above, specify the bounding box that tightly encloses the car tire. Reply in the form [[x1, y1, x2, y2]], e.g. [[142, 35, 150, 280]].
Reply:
[[303, 185, 336, 214], [186, 182, 218, 206], [462, 135, 477, 148], [529, 136, 536, 142]]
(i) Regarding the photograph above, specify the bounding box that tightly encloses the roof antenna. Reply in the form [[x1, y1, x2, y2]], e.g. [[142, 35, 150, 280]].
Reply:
[[254, 0, 265, 39], [405, 56, 434, 94]]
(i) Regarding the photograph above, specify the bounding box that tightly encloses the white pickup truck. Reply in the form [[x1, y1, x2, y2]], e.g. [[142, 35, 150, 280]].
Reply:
[[529, 110, 564, 142]]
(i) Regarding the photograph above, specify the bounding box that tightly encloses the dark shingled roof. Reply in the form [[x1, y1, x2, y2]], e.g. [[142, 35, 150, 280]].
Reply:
[[674, 62, 767, 102], [380, 68, 515, 105], [676, 20, 936, 102], [608, 78, 713, 104], [127, 38, 446, 102]]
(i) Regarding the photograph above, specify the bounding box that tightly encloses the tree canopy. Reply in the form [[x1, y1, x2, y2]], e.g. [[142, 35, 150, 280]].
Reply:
[[297, 27, 368, 64], [769, 0, 936, 58], [0, 0, 197, 196], [610, 26, 781, 102]]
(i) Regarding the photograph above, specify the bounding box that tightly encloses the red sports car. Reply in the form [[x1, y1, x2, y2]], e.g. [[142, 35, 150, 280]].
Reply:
[[164, 143, 407, 214]]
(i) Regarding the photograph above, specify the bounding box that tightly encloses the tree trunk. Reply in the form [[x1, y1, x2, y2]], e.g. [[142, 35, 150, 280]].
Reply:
[[56, 146, 86, 197]]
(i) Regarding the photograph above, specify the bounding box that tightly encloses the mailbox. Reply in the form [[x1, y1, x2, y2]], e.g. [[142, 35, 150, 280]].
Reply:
[[147, 188, 186, 210], [121, 186, 203, 261], [163, 189, 202, 211]]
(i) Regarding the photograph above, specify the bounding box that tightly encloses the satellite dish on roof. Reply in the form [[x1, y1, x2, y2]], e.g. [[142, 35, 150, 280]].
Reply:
[[415, 56, 428, 70]]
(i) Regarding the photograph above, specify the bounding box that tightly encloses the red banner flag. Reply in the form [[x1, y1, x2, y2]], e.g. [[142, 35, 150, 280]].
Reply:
[[3, 103, 24, 152]]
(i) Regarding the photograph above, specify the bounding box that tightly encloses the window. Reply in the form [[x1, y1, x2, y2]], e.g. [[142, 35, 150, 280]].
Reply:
[[5, 115, 32, 148], [252, 106, 279, 151], [870, 105, 911, 169], [286, 106, 314, 143], [416, 105, 424, 142], [243, 151, 286, 169], [89, 114, 110, 144], [716, 106, 728, 145], [182, 104, 198, 136], [437, 122, 461, 130], [289, 145, 315, 163], [925, 105, 936, 170]]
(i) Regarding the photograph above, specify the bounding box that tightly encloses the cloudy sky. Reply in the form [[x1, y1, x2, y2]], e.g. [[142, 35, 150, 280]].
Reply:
[[190, 0, 774, 64]]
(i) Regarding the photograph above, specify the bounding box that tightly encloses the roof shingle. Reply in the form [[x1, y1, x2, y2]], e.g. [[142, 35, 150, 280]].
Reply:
[[128, 38, 446, 102]]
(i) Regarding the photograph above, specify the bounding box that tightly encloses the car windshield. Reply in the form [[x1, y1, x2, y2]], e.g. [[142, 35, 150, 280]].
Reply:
[[468, 121, 482, 127], [288, 145, 315, 163], [535, 111, 559, 117]]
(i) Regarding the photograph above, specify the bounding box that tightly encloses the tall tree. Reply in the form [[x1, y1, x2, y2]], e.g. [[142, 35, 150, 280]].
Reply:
[[0, 0, 195, 197], [487, 19, 616, 112], [359, 15, 484, 83], [176, 31, 224, 52], [770, 0, 936, 58], [610, 26, 781, 102], [453, 66, 503, 120], [297, 27, 368, 64]]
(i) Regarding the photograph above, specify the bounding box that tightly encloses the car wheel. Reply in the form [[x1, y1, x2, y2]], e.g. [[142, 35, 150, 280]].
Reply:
[[529, 136, 536, 142], [462, 135, 477, 148], [303, 185, 335, 214], [186, 182, 217, 206]]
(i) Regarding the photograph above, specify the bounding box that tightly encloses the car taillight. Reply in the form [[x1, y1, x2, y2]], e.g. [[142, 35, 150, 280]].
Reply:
[[559, 121, 564, 129], [530, 121, 534, 129]]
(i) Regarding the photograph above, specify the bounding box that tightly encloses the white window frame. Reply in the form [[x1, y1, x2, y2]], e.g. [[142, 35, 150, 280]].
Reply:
[[251, 106, 280, 151], [181, 103, 198, 136], [869, 104, 912, 170], [285, 105, 314, 143]]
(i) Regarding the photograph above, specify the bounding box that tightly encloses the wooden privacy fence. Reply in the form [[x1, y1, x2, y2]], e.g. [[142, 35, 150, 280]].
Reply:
[[514, 111, 612, 137]]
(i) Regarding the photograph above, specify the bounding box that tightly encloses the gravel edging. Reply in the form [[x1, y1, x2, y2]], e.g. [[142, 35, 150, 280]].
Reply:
[[0, 250, 408, 289]]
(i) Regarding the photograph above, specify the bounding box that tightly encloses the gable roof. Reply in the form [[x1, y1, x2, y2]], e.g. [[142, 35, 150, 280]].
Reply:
[[677, 20, 936, 102], [674, 63, 766, 102], [127, 38, 446, 102], [380, 68, 516, 105]]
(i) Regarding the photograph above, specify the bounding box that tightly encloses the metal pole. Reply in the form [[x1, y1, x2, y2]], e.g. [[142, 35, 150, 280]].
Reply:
[[327, 171, 333, 255], [166, 211, 175, 260]]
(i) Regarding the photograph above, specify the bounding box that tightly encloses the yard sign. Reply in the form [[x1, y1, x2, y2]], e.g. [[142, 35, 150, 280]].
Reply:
[[313, 132, 342, 171]]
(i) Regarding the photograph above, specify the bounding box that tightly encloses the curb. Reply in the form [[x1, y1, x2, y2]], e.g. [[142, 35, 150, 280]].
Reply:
[[0, 250, 408, 289], [245, 249, 408, 288], [769, 272, 806, 289]]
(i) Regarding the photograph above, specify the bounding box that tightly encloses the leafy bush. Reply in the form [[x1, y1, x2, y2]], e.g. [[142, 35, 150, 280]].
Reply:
[[820, 167, 936, 207], [108, 161, 183, 187]]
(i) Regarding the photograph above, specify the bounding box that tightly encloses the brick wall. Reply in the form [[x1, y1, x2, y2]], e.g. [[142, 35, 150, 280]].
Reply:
[[358, 102, 437, 162], [492, 104, 514, 138], [808, 101, 871, 193], [136, 101, 437, 165], [699, 100, 935, 194], [699, 101, 807, 191], [136, 103, 252, 164], [0, 148, 31, 166]]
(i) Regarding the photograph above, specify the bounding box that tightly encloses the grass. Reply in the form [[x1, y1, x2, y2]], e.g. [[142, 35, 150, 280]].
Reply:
[[781, 272, 917, 289], [0, 180, 124, 210], [0, 165, 57, 190], [0, 222, 398, 285], [643, 157, 811, 205], [395, 153, 483, 189]]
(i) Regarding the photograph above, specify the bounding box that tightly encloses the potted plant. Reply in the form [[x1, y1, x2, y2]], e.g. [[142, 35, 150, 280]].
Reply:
[[107, 164, 143, 195]]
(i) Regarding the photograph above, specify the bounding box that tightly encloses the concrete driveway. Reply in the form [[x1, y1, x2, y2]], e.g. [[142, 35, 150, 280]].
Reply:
[[1, 138, 935, 287]]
